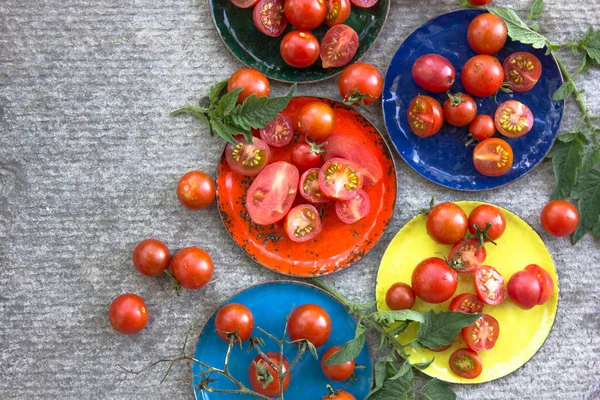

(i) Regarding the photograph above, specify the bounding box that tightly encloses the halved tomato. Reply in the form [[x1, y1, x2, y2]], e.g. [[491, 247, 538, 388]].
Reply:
[[472, 138, 513, 177], [335, 190, 370, 224], [449, 348, 483, 379], [231, 0, 259, 7], [323, 133, 383, 186], [407, 95, 444, 138], [225, 136, 272, 176], [503, 52, 542, 92], [284, 204, 322, 242], [318, 158, 363, 200], [245, 161, 299, 225], [350, 0, 378, 7], [461, 314, 499, 352], [524, 264, 554, 305], [253, 0, 288, 37], [474, 265, 506, 305], [494, 100, 534, 138], [300, 168, 329, 203], [449, 293, 484, 314], [325, 0, 351, 26], [320, 24, 359, 68], [447, 238, 486, 274], [259, 113, 294, 147]]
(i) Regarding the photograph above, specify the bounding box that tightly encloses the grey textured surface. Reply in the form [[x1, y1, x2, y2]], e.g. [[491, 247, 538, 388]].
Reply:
[[0, 0, 599, 399]]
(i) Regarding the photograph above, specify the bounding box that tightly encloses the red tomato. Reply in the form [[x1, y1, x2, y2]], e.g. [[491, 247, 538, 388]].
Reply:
[[248, 352, 290, 396], [288, 304, 332, 347], [225, 136, 271, 177], [171, 247, 214, 290], [228, 69, 270, 104], [411, 54, 456, 93], [338, 62, 384, 106], [448, 238, 486, 274], [291, 139, 326, 171], [132, 238, 171, 277], [284, 204, 323, 242], [540, 199, 579, 237], [385, 282, 416, 310], [468, 204, 506, 241], [525, 264, 555, 305], [449, 348, 483, 379], [449, 293, 484, 314], [335, 189, 370, 224], [443, 92, 477, 127], [108, 293, 149, 335], [253, 0, 288, 37], [325, 0, 351, 26], [430, 343, 453, 352], [323, 390, 356, 400], [177, 170, 216, 210], [214, 303, 255, 343], [426, 202, 468, 245], [320, 24, 359, 68], [350, 0, 377, 7], [467, 13, 508, 55], [280, 31, 321, 68], [321, 346, 356, 381], [246, 161, 299, 225], [507, 269, 542, 310], [495, 100, 534, 138], [259, 114, 294, 147], [461, 55, 504, 97], [230, 0, 259, 8], [411, 257, 458, 303], [284, 0, 327, 30], [318, 158, 363, 200], [468, 115, 496, 141], [474, 265, 506, 305], [503, 52, 542, 92], [469, 0, 493, 4], [300, 168, 329, 203], [472, 138, 514, 177], [323, 133, 383, 186], [407, 95, 444, 138], [461, 314, 499, 352], [297, 102, 336, 140]]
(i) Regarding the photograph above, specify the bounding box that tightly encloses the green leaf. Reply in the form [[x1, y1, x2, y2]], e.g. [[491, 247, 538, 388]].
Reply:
[[413, 358, 435, 370], [210, 118, 237, 145], [580, 27, 600, 64], [488, 7, 549, 49], [547, 139, 584, 200], [371, 310, 426, 325], [557, 131, 580, 143], [369, 380, 412, 400], [420, 379, 456, 400], [528, 0, 544, 20], [582, 145, 600, 173], [208, 79, 228, 107], [323, 333, 365, 366], [215, 88, 242, 116], [576, 54, 593, 75], [571, 169, 600, 244], [552, 81, 575, 101], [229, 84, 296, 131], [593, 220, 600, 238], [416, 310, 482, 350], [348, 300, 377, 313], [458, 0, 479, 8]]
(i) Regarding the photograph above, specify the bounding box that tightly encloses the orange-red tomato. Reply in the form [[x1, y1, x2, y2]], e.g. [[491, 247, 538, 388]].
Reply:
[[467, 13, 508, 55], [407, 95, 444, 138], [297, 102, 336, 140], [171, 247, 214, 290], [338, 62, 383, 106], [177, 171, 216, 210], [472, 138, 514, 177], [494, 100, 534, 138], [132, 238, 171, 277], [108, 293, 149, 334], [227, 68, 270, 104], [540, 199, 579, 237]]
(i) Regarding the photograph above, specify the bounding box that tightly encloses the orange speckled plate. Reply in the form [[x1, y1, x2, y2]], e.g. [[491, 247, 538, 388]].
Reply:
[[216, 97, 397, 277]]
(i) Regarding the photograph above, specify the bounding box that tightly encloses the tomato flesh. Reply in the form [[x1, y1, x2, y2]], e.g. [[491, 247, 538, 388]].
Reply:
[[524, 264, 554, 305], [225, 137, 271, 177], [284, 204, 323, 242], [280, 30, 321, 68], [259, 113, 294, 147], [503, 52, 542, 92], [253, 0, 288, 37], [318, 158, 363, 200], [407, 95, 444, 138], [472, 138, 513, 177], [335, 189, 370, 224], [320, 24, 359, 68], [323, 133, 383, 186], [449, 348, 483, 379], [325, 0, 351, 26], [462, 314, 499, 352], [300, 168, 329, 203], [231, 0, 259, 7], [474, 265, 506, 305], [411, 54, 456, 93], [449, 293, 484, 314], [495, 100, 534, 138], [350, 0, 378, 7], [448, 238, 486, 274]]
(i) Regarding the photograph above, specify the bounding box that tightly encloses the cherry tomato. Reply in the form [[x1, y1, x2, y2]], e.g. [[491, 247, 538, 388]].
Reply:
[[248, 352, 290, 396], [443, 92, 477, 127], [461, 55, 504, 97], [467, 13, 508, 55], [284, 0, 327, 30], [449, 293, 484, 314], [253, 0, 288, 37], [132, 238, 171, 277], [503, 52, 542, 92], [246, 161, 299, 225], [215, 303, 255, 343], [280, 31, 321, 68], [321, 346, 356, 381], [225, 136, 271, 177], [325, 0, 351, 26], [318, 157, 363, 200], [469, 115, 496, 141], [171, 246, 214, 290], [228, 69, 270, 104], [407, 95, 444, 138], [284, 204, 323, 242], [411, 54, 456, 93], [474, 265, 506, 305], [507, 269, 542, 310], [525, 264, 555, 305], [461, 314, 499, 352], [300, 168, 329, 203], [259, 114, 294, 147], [230, 0, 259, 8], [291, 139, 326, 171], [468, 0, 493, 4], [108, 293, 149, 335], [449, 348, 483, 379], [177, 171, 216, 210], [323, 133, 383, 186], [297, 102, 336, 140], [323, 389, 356, 400], [338, 62, 383, 106], [411, 257, 458, 304], [385, 282, 416, 310], [288, 304, 332, 347], [350, 0, 377, 7], [447, 238, 486, 274], [335, 189, 370, 224], [495, 100, 534, 138], [426, 202, 468, 245], [540, 199, 579, 237], [472, 138, 514, 177], [320, 24, 359, 68], [468, 204, 506, 241]]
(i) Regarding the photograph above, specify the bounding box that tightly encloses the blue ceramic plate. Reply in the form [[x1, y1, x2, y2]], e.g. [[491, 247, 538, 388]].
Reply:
[[192, 281, 373, 399], [382, 9, 564, 191]]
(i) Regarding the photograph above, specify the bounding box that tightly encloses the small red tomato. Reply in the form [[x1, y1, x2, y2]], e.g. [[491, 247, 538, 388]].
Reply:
[[280, 31, 321, 68], [507, 269, 542, 310], [214, 303, 255, 343], [318, 158, 363, 201], [325, 0, 351, 26], [449, 348, 483, 379], [108, 293, 149, 335], [461, 314, 499, 352], [495, 100, 534, 138], [426, 202, 469, 245], [284, 0, 327, 31], [407, 95, 444, 138], [230, 0, 259, 7], [299, 168, 329, 203], [320, 24, 359, 68], [468, 115, 496, 141], [540, 200, 580, 237], [385, 282, 416, 310], [467, 13, 508, 55], [227, 68, 270, 104], [449, 293, 484, 314], [525, 264, 555, 305], [503, 52, 543, 92], [468, 0, 493, 4], [132, 238, 171, 277], [321, 346, 356, 381], [288, 304, 332, 347], [171, 247, 214, 290], [474, 265, 506, 305], [443, 92, 477, 127], [447, 238, 486, 274], [461, 55, 504, 97], [411, 257, 458, 304], [411, 54, 456, 93], [177, 171, 216, 210], [473, 138, 514, 177], [291, 139, 326, 171], [284, 204, 323, 242], [225, 136, 272, 177], [468, 204, 506, 241], [335, 189, 370, 224], [323, 389, 356, 400], [338, 62, 384, 106], [259, 113, 294, 147], [350, 0, 377, 7], [253, 0, 288, 37], [297, 102, 336, 140], [248, 352, 290, 396]]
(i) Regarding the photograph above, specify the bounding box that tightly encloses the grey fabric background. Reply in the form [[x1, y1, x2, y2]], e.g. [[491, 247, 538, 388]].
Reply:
[[0, 0, 599, 399]]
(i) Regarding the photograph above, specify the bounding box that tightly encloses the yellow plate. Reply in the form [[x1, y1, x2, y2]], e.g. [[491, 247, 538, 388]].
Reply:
[[375, 201, 558, 384]]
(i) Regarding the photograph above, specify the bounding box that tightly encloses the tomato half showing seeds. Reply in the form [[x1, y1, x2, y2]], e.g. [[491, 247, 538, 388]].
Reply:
[[407, 95, 444, 138], [449, 348, 483, 379], [411, 54, 456, 93], [297, 101, 336, 140], [108, 293, 149, 335], [447, 238, 486, 274], [280, 30, 321, 68], [300, 168, 329, 203], [449, 293, 484, 314], [288, 304, 332, 347], [284, 0, 327, 31], [214, 303, 255, 343], [132, 238, 171, 277], [350, 0, 378, 7], [253, 0, 288, 37], [338, 62, 384, 106], [231, 0, 259, 7], [469, 115, 496, 141], [495, 100, 534, 138], [426, 202, 469, 245], [318, 157, 363, 200], [225, 136, 271, 177], [461, 314, 499, 352], [320, 24, 359, 68], [411, 257, 458, 303], [503, 52, 542, 92], [228, 68, 271, 104], [461, 55, 504, 97], [321, 346, 356, 381], [323, 133, 383, 186], [468, 204, 506, 241], [385, 282, 416, 310], [443, 92, 477, 127], [248, 352, 291, 397], [177, 170, 216, 210], [524, 264, 555, 305], [171, 246, 214, 290], [507, 269, 542, 310], [259, 113, 294, 147], [246, 161, 299, 225], [335, 189, 370, 224], [540, 199, 580, 237], [325, 0, 351, 26], [474, 265, 506, 305], [467, 13, 508, 55], [284, 204, 323, 242], [472, 138, 514, 177]]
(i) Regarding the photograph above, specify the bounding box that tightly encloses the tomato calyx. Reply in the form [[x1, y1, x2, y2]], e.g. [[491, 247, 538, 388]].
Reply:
[[468, 222, 498, 246], [418, 196, 437, 216], [323, 384, 346, 398], [306, 136, 328, 155], [342, 86, 375, 108], [164, 270, 183, 296], [446, 91, 467, 107]]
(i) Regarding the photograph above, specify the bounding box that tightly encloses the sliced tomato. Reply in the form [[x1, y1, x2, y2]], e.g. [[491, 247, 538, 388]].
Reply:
[[335, 190, 370, 224], [245, 161, 299, 225], [447, 238, 486, 274], [318, 158, 363, 200], [449, 348, 483, 379], [284, 204, 322, 242], [524, 264, 555, 305], [503, 52, 542, 92], [461, 314, 499, 352], [323, 133, 383, 186], [231, 0, 259, 7], [472, 138, 513, 177], [449, 293, 484, 314], [474, 265, 506, 305], [407, 95, 444, 138], [350, 0, 378, 7], [320, 24, 359, 69], [253, 0, 288, 37], [495, 100, 534, 138], [225, 136, 272, 176], [259, 113, 294, 147], [300, 168, 329, 204], [325, 0, 351, 26]]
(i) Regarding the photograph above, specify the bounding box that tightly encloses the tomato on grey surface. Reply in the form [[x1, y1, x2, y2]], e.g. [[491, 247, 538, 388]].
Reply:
[[540, 199, 579, 237], [171, 246, 214, 290], [108, 293, 149, 335], [411, 54, 456, 93], [323, 133, 383, 186], [318, 157, 363, 200], [177, 171, 216, 210], [132, 238, 171, 277], [228, 68, 270, 104], [335, 189, 370, 224], [225, 136, 271, 177], [284, 204, 323, 242]]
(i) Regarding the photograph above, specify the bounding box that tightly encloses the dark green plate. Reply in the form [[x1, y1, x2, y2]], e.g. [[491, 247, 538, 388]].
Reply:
[[209, 0, 390, 83]]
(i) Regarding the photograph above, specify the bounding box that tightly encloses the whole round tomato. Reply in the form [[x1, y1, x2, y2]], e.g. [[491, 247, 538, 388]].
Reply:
[[323, 389, 356, 400], [426, 202, 468, 245], [474, 265, 506, 305], [468, 204, 506, 241], [507, 269, 541, 310], [280, 31, 320, 68], [540, 199, 579, 237], [321, 346, 356, 381], [449, 293, 484, 314], [335, 189, 370, 224], [228, 69, 270, 104], [108, 293, 149, 335], [447, 238, 486, 274], [525, 264, 554, 305], [461, 55, 504, 97], [443, 92, 477, 127], [284, 0, 327, 30], [469, 0, 493, 3], [411, 54, 456, 93], [325, 0, 351, 26], [323, 133, 383, 186], [248, 352, 290, 396], [225, 136, 271, 177], [284, 204, 323, 242], [177, 170, 216, 210], [132, 238, 171, 277], [259, 113, 294, 147], [171, 246, 214, 290], [288, 304, 332, 347], [411, 257, 458, 303], [473, 138, 513, 177], [503, 52, 542, 92], [291, 139, 326, 171], [350, 0, 377, 7], [297, 102, 336, 140], [300, 168, 328, 203], [407, 95, 444, 138], [338, 62, 383, 106], [230, 0, 259, 7], [468, 115, 496, 141], [449, 348, 482, 379], [215, 303, 255, 343], [385, 282, 416, 310], [320, 24, 359, 68], [495, 100, 534, 138], [253, 0, 288, 37], [467, 13, 508, 55], [462, 314, 499, 352], [318, 157, 363, 200]]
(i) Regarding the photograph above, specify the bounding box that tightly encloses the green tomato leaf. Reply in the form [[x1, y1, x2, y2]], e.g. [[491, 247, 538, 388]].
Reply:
[[547, 139, 584, 200], [593, 219, 600, 238], [370, 309, 426, 325], [571, 169, 600, 244], [229, 84, 296, 131], [458, 0, 479, 8], [487, 7, 549, 49], [556, 131, 580, 143], [215, 88, 242, 116], [210, 118, 237, 145], [416, 310, 482, 350], [369, 380, 412, 400], [582, 145, 600, 173], [323, 333, 365, 366], [420, 378, 456, 400], [580, 27, 600, 65], [413, 357, 435, 370], [208, 79, 229, 107], [576, 54, 593, 75], [552, 81, 575, 101], [528, 0, 544, 20]]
